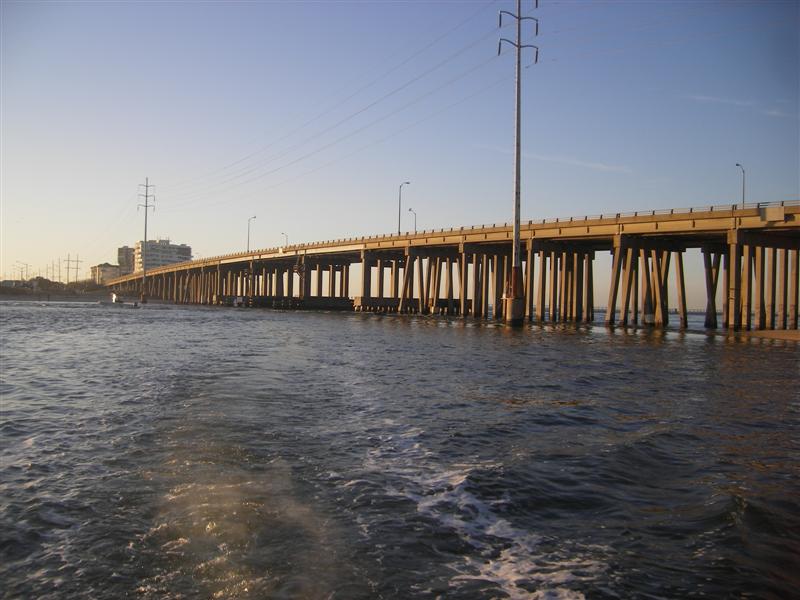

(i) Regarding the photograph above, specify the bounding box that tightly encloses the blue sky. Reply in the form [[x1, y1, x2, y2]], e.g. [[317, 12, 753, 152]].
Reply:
[[2, 0, 798, 299]]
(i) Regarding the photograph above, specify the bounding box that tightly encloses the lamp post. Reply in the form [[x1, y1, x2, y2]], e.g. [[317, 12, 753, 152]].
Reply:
[[398, 181, 410, 234], [408, 207, 417, 233], [247, 215, 256, 252], [735, 163, 745, 206], [281, 232, 288, 247]]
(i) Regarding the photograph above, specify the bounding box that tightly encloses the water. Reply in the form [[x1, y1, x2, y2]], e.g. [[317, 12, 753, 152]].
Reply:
[[1, 301, 798, 599]]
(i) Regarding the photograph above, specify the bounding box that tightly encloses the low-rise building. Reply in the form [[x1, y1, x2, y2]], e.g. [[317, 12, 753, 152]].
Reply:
[[91, 263, 120, 284]]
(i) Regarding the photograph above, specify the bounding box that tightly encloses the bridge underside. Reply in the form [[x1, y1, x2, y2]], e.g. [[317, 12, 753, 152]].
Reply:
[[108, 204, 800, 331]]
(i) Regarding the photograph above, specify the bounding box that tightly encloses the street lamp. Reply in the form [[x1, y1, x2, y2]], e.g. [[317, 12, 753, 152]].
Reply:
[[408, 207, 417, 233], [398, 181, 410, 234], [247, 215, 256, 252], [735, 163, 745, 206], [281, 232, 288, 247]]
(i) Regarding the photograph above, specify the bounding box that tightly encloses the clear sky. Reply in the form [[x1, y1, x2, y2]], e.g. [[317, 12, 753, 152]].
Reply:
[[2, 0, 798, 302]]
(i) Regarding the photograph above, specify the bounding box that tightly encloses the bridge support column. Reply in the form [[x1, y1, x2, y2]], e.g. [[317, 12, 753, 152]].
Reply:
[[525, 242, 534, 320], [431, 257, 442, 314], [766, 248, 777, 329], [789, 249, 799, 329], [562, 253, 571, 322], [471, 254, 480, 318], [702, 248, 722, 328], [181, 273, 188, 304], [301, 261, 311, 299], [606, 240, 623, 326], [549, 251, 559, 322], [325, 265, 333, 298], [536, 250, 547, 322], [674, 251, 688, 328], [416, 258, 425, 314], [376, 259, 384, 299], [754, 247, 766, 329], [361, 252, 373, 303], [391, 260, 399, 304], [726, 232, 742, 330], [459, 252, 467, 317], [741, 243, 753, 330], [493, 255, 503, 319], [584, 252, 594, 323], [398, 253, 414, 313], [274, 267, 283, 298], [650, 250, 665, 327], [445, 258, 455, 315], [776, 250, 787, 329], [619, 246, 636, 326], [480, 254, 489, 319], [573, 252, 584, 322]]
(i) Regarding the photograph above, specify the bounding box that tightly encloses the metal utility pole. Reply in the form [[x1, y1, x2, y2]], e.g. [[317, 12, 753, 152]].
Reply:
[[736, 163, 745, 206], [138, 178, 155, 302], [15, 260, 30, 281], [398, 181, 410, 235], [499, 0, 538, 325], [73, 255, 82, 282]]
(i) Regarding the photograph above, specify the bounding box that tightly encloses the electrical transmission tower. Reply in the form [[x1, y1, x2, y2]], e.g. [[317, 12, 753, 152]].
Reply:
[[64, 255, 82, 284], [498, 0, 539, 325], [138, 178, 155, 302]]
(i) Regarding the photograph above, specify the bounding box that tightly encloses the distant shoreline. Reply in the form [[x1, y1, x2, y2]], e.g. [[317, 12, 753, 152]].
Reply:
[[0, 291, 109, 303]]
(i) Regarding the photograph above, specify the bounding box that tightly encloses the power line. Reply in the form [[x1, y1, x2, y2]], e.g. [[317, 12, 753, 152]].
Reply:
[[159, 10, 520, 205], [166, 69, 514, 216], [161, 52, 501, 213], [157, 0, 500, 196], [158, 0, 712, 209]]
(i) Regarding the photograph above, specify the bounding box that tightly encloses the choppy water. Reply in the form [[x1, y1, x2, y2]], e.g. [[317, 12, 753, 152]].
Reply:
[[1, 300, 798, 599]]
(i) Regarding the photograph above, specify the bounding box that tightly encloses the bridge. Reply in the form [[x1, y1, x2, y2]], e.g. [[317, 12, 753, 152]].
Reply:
[[107, 200, 800, 331]]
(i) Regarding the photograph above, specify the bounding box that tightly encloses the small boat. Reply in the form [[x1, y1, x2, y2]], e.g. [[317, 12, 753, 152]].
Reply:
[[98, 293, 140, 308]]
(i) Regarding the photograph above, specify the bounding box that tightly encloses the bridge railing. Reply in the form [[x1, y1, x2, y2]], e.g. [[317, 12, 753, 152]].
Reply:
[[110, 199, 799, 282]]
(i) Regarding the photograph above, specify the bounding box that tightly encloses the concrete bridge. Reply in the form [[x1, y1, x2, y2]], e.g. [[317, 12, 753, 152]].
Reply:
[[107, 201, 800, 331]]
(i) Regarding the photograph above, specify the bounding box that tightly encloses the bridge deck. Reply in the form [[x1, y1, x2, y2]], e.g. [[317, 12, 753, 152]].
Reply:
[[108, 201, 800, 331]]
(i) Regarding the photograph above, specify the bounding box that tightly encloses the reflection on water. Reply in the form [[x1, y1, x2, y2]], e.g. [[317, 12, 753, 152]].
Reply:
[[1, 301, 798, 598]]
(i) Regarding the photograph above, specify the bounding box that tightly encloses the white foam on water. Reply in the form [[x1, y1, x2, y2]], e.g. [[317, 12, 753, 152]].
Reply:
[[359, 423, 607, 598], [133, 444, 348, 598]]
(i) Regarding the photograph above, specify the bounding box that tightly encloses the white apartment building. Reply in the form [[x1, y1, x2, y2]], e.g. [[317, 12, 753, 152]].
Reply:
[[134, 239, 192, 272]]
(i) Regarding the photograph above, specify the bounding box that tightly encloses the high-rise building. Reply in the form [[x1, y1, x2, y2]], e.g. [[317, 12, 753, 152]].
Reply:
[[118, 246, 135, 275], [134, 239, 192, 272]]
